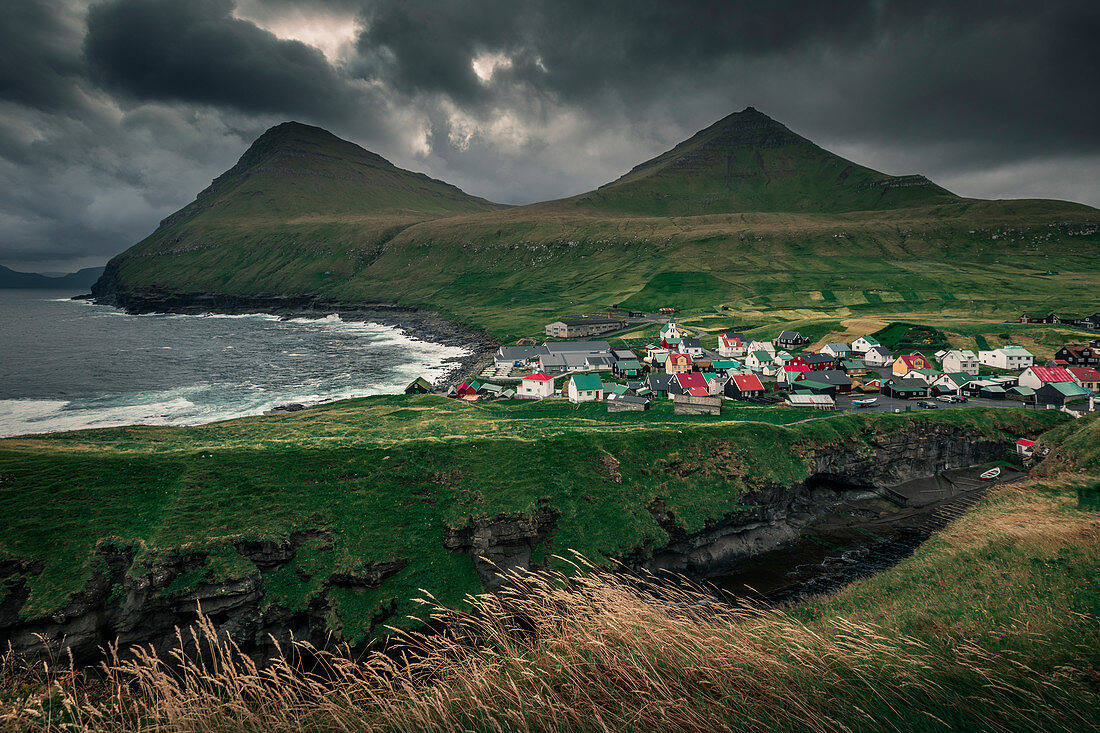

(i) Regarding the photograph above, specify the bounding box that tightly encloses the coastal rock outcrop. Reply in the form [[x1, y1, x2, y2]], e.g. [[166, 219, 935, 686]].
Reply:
[[636, 422, 1007, 578], [0, 534, 405, 666], [443, 506, 561, 591]]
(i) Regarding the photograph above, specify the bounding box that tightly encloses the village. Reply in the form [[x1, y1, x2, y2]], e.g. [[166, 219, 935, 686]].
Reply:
[[406, 311, 1100, 430]]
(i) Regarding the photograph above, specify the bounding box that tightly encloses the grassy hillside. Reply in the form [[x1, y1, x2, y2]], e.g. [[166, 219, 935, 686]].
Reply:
[[4, 413, 1096, 731], [559, 106, 956, 216], [97, 111, 1099, 341], [95, 121, 504, 305], [0, 400, 1064, 644]]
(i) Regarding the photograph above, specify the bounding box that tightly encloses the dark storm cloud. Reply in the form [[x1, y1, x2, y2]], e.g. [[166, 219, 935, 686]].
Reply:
[[84, 0, 355, 118], [0, 0, 86, 112], [355, 0, 877, 100], [354, 0, 1099, 161], [0, 0, 1097, 272]]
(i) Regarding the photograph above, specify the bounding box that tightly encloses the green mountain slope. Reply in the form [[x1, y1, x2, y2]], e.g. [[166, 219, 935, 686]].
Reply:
[[560, 106, 956, 216], [95, 111, 1099, 338], [93, 121, 502, 301], [158, 121, 500, 223]]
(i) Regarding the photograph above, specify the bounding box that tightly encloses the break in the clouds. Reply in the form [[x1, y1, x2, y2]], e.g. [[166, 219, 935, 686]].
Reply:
[[0, 0, 1097, 271]]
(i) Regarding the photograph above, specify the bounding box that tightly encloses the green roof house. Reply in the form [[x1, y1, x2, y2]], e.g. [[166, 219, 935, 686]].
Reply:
[[568, 373, 604, 403], [852, 335, 881, 354], [1036, 381, 1091, 406], [614, 359, 643, 377], [404, 377, 433, 395]]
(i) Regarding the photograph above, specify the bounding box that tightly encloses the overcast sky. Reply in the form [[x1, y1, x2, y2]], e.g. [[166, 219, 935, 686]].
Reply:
[[2, 0, 1098, 273]]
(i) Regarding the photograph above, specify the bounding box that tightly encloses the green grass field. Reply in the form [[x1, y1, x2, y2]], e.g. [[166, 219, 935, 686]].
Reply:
[[0, 399, 1066, 643]]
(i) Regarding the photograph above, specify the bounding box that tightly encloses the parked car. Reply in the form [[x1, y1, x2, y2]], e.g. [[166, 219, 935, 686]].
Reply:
[[937, 395, 955, 403], [918, 400, 937, 409]]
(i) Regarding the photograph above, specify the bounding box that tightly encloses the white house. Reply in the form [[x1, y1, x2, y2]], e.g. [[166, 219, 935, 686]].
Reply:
[[851, 335, 881, 355], [745, 350, 773, 370], [677, 337, 705, 357], [517, 372, 556, 399], [567, 373, 603, 403], [978, 346, 1034, 370], [821, 342, 851, 359], [941, 350, 979, 375], [660, 319, 681, 343], [718, 334, 748, 358], [645, 348, 670, 368], [747, 340, 776, 356], [1017, 366, 1075, 390], [706, 374, 728, 396], [863, 345, 894, 367], [906, 368, 943, 385], [931, 372, 979, 394]]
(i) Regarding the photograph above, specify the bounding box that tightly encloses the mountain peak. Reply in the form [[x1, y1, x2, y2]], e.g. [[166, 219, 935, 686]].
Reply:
[[238, 121, 392, 171], [581, 107, 954, 215], [688, 106, 805, 151], [156, 123, 499, 229]]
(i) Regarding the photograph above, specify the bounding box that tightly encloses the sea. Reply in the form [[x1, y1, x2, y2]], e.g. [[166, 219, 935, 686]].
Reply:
[[0, 289, 469, 437]]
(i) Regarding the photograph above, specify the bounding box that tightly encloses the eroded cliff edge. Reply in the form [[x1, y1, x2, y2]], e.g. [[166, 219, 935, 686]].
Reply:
[[0, 418, 1032, 665]]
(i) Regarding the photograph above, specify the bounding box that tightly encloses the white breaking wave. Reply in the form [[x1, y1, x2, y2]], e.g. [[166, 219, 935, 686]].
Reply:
[[286, 314, 343, 324], [194, 312, 285, 321], [0, 396, 201, 437]]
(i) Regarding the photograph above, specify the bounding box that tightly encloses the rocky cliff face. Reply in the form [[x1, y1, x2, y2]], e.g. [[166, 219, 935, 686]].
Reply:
[[1, 422, 1011, 665], [445, 422, 1010, 582], [639, 423, 1007, 578], [0, 533, 406, 666], [443, 505, 560, 591]]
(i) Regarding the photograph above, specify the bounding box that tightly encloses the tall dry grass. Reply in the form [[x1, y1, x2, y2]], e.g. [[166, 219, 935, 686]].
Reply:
[[2, 556, 1096, 732]]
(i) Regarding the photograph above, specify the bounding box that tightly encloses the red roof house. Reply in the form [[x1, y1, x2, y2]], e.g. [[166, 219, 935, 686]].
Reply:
[[673, 372, 711, 396], [1018, 365, 1075, 389], [718, 335, 746, 356], [665, 352, 694, 374], [779, 363, 810, 384], [726, 373, 765, 399], [518, 372, 556, 399], [1067, 366, 1100, 391], [892, 353, 932, 376]]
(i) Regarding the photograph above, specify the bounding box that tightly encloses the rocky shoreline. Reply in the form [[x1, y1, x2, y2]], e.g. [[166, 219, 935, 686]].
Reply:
[[82, 269, 497, 389]]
